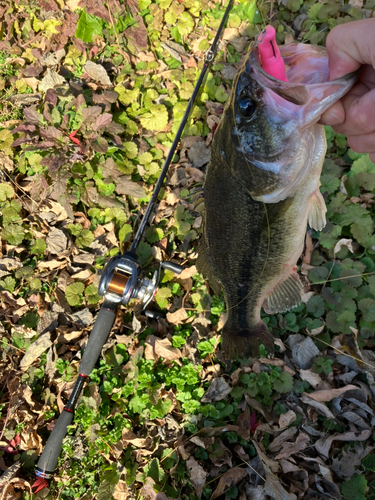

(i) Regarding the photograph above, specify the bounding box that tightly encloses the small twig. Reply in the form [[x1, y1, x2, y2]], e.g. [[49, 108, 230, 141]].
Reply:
[[21, 33, 42, 48]]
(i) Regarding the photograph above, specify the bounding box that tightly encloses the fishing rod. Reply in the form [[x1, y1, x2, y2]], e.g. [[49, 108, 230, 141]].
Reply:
[[35, 0, 234, 480]]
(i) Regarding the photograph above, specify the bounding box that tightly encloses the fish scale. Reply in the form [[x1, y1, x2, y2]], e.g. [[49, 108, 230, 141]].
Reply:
[[198, 41, 357, 359]]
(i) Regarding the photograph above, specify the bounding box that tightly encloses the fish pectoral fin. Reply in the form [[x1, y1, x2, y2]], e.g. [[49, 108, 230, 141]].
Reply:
[[308, 188, 327, 231], [263, 272, 304, 314]]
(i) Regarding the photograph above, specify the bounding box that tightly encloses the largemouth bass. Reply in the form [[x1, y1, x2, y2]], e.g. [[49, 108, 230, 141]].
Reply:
[[198, 41, 357, 359]]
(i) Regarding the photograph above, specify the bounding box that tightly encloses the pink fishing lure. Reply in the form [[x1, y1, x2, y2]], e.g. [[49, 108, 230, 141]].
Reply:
[[258, 25, 289, 82]]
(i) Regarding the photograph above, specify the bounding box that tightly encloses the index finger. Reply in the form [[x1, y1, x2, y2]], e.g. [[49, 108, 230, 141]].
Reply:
[[326, 19, 375, 80]]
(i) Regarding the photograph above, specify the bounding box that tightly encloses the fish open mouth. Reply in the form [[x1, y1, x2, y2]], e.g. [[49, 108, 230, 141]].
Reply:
[[249, 43, 357, 110]]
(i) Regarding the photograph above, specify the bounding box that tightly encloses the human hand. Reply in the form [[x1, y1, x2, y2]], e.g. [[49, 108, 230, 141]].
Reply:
[[320, 19, 375, 163]]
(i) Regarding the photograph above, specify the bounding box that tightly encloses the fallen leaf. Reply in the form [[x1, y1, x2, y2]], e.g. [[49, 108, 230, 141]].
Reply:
[[166, 308, 188, 324], [279, 410, 296, 429], [122, 428, 153, 449], [210, 467, 248, 500], [20, 333, 52, 371], [115, 176, 146, 198], [252, 441, 297, 500], [299, 369, 322, 389], [113, 480, 129, 500], [275, 433, 310, 460], [301, 394, 334, 419], [144, 335, 182, 364], [269, 428, 298, 453], [306, 384, 357, 402], [46, 228, 67, 254], [38, 69, 67, 92], [315, 429, 371, 459], [83, 60, 112, 86], [288, 334, 320, 369], [188, 141, 210, 168], [201, 377, 232, 403], [186, 456, 207, 497], [178, 265, 197, 280], [334, 238, 354, 256]]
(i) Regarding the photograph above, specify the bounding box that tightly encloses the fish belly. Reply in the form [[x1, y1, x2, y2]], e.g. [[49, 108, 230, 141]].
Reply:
[[202, 160, 309, 358]]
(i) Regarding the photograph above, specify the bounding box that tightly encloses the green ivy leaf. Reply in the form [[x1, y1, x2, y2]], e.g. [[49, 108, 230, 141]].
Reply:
[[28, 153, 43, 172], [1, 224, 24, 245], [320, 173, 340, 194], [308, 267, 329, 284], [140, 104, 168, 131], [341, 473, 367, 500], [75, 9, 103, 43], [2, 200, 22, 224], [65, 282, 85, 307], [0, 183, 14, 202], [30, 239, 46, 255], [0, 129, 14, 156], [29, 278, 42, 292], [118, 224, 133, 243], [155, 287, 172, 309], [165, 9, 177, 24], [136, 241, 152, 266], [215, 85, 229, 103], [0, 276, 16, 292], [145, 227, 164, 243], [76, 230, 95, 249], [138, 152, 153, 165], [273, 371, 293, 393], [67, 223, 83, 236], [306, 295, 324, 318], [351, 154, 375, 175], [124, 141, 138, 159], [319, 225, 342, 249], [85, 284, 101, 305], [358, 298, 375, 323], [114, 86, 140, 105]]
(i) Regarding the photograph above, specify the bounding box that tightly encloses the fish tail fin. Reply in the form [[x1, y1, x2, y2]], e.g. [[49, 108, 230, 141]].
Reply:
[[222, 321, 275, 359]]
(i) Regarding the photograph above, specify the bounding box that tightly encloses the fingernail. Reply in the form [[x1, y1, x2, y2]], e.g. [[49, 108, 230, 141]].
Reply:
[[321, 108, 344, 126]]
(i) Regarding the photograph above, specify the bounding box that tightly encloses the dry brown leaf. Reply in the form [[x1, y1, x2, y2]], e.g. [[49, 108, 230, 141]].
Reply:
[[20, 333, 52, 371], [37, 259, 66, 271], [210, 467, 248, 500], [315, 429, 371, 459], [252, 441, 297, 500], [279, 410, 296, 429], [178, 265, 197, 280], [186, 456, 207, 497], [166, 308, 188, 325], [299, 369, 322, 389], [201, 377, 232, 403], [275, 433, 310, 460], [113, 480, 129, 500], [83, 60, 112, 86], [269, 428, 298, 453], [236, 404, 251, 439], [144, 335, 182, 365], [122, 428, 153, 449], [301, 394, 334, 419], [306, 384, 357, 402], [302, 232, 314, 265]]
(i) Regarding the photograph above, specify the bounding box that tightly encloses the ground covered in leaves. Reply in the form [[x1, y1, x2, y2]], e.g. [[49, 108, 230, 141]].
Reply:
[[1, 0, 375, 499]]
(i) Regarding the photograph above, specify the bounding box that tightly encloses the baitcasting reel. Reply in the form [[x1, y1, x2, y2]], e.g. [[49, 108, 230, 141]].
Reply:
[[98, 251, 183, 316]]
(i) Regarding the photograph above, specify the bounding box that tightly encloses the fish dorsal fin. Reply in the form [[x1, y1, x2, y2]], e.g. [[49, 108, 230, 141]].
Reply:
[[308, 188, 327, 231], [263, 272, 304, 314]]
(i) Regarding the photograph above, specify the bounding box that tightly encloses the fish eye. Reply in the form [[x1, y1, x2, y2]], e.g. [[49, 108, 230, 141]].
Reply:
[[238, 96, 256, 118]]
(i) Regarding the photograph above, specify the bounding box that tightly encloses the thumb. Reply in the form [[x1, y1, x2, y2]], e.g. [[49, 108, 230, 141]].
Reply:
[[326, 19, 375, 80]]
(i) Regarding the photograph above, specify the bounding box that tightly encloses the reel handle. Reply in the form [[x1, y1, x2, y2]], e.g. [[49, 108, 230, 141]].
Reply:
[[161, 262, 183, 274]]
